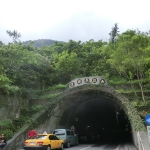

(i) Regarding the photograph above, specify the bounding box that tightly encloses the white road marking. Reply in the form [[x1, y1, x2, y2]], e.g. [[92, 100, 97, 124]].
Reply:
[[80, 146, 92, 150], [114, 144, 120, 150]]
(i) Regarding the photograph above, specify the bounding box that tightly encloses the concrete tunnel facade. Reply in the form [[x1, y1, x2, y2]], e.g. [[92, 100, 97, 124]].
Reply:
[[3, 76, 150, 150], [37, 76, 149, 149]]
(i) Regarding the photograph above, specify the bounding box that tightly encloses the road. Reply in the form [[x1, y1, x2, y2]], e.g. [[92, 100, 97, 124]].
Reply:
[[63, 143, 137, 150], [19, 142, 137, 150]]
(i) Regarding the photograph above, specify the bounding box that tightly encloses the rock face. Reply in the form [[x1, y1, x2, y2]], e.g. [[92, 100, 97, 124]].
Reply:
[[0, 94, 21, 120]]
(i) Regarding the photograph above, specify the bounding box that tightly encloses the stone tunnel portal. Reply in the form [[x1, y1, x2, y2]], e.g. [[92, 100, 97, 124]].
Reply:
[[59, 92, 132, 143], [48, 77, 146, 147]]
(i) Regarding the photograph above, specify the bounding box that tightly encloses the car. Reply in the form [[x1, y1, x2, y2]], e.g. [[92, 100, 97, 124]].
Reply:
[[53, 129, 78, 148], [23, 134, 64, 150]]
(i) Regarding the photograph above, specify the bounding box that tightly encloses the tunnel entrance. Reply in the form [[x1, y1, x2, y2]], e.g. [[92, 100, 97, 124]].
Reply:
[[59, 97, 132, 144], [59, 92, 132, 144], [50, 77, 145, 146]]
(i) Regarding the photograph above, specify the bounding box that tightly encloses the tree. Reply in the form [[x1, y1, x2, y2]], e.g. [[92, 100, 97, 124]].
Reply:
[[109, 23, 119, 44], [0, 41, 4, 47], [6, 30, 21, 43], [80, 39, 109, 77], [63, 40, 82, 54], [53, 50, 81, 84], [107, 29, 150, 103], [0, 43, 53, 90]]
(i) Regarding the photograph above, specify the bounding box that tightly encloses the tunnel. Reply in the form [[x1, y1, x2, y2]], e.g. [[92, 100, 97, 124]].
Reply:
[[47, 76, 146, 148], [3, 77, 149, 150], [59, 90, 132, 144]]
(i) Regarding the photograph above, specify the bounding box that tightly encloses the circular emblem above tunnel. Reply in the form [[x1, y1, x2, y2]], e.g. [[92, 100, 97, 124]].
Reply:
[[92, 78, 97, 83], [100, 79, 105, 84], [70, 82, 75, 87], [69, 76, 107, 88], [84, 78, 89, 83], [77, 79, 82, 84]]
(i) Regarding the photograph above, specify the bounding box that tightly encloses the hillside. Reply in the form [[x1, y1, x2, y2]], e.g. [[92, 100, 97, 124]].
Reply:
[[1, 29, 150, 140], [22, 39, 63, 47]]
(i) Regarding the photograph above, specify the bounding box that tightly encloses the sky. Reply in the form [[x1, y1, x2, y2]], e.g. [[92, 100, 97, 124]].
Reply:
[[0, 0, 150, 44]]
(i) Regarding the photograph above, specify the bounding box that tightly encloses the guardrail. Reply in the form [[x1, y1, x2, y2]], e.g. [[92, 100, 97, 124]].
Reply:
[[137, 131, 145, 150]]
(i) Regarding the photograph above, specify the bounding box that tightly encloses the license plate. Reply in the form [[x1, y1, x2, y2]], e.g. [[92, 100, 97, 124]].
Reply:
[[30, 142, 35, 145]]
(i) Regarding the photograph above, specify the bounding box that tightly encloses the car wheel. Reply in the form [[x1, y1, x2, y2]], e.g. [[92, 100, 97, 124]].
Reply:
[[60, 143, 63, 150], [47, 145, 51, 150], [66, 142, 70, 148], [76, 140, 78, 146]]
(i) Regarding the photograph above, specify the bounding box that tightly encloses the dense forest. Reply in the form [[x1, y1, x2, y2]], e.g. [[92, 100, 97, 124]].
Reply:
[[1, 25, 150, 101], [1, 24, 150, 139], [22, 39, 62, 48]]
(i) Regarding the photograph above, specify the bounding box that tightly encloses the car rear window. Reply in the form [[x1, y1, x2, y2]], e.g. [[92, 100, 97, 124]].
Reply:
[[67, 131, 71, 135], [53, 129, 65, 135], [33, 135, 47, 140]]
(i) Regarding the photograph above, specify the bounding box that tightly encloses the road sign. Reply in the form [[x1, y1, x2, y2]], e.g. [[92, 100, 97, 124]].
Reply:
[[145, 114, 150, 125]]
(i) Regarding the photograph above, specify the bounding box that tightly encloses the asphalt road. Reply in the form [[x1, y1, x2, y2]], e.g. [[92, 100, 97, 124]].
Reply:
[[63, 143, 137, 150], [19, 142, 137, 150]]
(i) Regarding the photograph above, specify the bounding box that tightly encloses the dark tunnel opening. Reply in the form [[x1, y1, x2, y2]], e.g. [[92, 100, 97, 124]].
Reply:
[[60, 97, 132, 144]]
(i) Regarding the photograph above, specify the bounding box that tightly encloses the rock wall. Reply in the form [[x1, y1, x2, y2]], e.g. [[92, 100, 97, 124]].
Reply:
[[3, 102, 56, 150], [0, 94, 21, 120]]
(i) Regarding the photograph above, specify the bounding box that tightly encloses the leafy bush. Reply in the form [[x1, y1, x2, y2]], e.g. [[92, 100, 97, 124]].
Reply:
[[45, 84, 67, 91], [0, 119, 12, 126], [21, 88, 38, 99], [0, 119, 14, 140], [31, 105, 42, 111], [0, 129, 14, 140], [0, 74, 19, 94], [109, 76, 127, 84], [37, 84, 66, 95], [39, 93, 60, 99], [0, 74, 11, 86], [1, 84, 20, 94]]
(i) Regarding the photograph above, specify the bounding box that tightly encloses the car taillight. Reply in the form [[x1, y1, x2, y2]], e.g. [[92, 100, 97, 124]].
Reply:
[[24, 142, 28, 145], [37, 141, 43, 146]]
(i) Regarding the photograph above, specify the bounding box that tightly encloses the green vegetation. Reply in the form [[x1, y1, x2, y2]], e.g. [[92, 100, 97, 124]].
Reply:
[[38, 84, 67, 93], [0, 119, 21, 140], [1, 25, 150, 137], [38, 93, 61, 99], [22, 39, 61, 48]]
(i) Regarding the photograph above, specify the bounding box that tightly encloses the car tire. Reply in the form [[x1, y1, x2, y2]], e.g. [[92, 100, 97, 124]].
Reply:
[[66, 142, 70, 148], [47, 145, 51, 150], [60, 143, 63, 150]]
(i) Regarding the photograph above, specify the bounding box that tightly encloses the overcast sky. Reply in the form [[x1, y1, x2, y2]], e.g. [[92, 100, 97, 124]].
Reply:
[[0, 0, 150, 44]]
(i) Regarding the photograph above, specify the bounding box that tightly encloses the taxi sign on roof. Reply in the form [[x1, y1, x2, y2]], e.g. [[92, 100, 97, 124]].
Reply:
[[145, 114, 150, 125]]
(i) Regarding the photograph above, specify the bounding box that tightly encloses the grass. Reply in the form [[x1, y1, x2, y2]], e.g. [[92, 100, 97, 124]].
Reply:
[[38, 93, 61, 99], [37, 84, 67, 95], [109, 77, 150, 85]]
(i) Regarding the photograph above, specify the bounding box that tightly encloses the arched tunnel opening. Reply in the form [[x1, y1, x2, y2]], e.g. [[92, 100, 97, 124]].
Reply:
[[59, 92, 132, 145]]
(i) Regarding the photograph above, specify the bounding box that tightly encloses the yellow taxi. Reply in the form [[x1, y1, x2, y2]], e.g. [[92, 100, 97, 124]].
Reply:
[[23, 134, 64, 150]]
